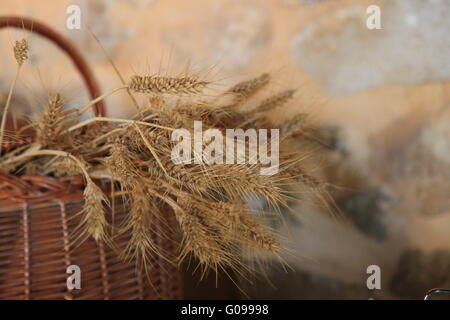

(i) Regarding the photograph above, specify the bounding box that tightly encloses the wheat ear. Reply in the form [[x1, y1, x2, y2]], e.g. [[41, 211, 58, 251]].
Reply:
[[75, 179, 110, 243], [14, 38, 28, 66], [67, 117, 174, 133], [76, 85, 128, 116], [88, 29, 141, 113]]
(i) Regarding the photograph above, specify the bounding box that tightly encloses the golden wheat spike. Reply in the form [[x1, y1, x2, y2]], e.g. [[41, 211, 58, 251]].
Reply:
[[239, 212, 280, 253], [14, 38, 28, 66], [129, 75, 208, 95], [121, 185, 164, 266], [36, 93, 66, 147], [255, 89, 296, 113]]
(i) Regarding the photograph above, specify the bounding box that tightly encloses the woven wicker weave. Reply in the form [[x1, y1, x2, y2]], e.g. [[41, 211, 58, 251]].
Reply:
[[0, 175, 181, 300], [0, 16, 181, 300]]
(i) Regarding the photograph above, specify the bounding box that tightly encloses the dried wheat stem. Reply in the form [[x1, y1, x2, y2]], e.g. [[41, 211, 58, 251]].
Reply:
[[0, 144, 28, 162], [12, 112, 18, 132], [91, 128, 122, 144], [0, 66, 22, 155], [280, 113, 308, 140], [121, 185, 163, 266], [76, 85, 128, 116], [16, 123, 34, 135], [67, 116, 175, 133]]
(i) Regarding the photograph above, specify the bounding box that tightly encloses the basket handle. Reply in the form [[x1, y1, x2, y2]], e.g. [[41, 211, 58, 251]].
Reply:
[[0, 16, 104, 117]]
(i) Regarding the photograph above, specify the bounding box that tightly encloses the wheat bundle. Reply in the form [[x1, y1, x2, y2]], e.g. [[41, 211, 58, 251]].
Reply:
[[0, 19, 331, 286]]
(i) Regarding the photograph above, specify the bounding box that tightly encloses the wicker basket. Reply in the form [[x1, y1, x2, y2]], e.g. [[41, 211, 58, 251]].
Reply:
[[0, 17, 181, 300]]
